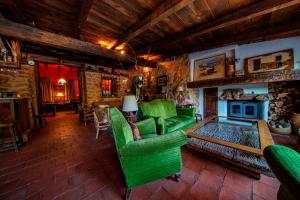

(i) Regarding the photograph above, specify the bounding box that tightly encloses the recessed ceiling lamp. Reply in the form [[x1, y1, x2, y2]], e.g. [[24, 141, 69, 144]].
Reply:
[[120, 50, 125, 54], [58, 78, 66, 85]]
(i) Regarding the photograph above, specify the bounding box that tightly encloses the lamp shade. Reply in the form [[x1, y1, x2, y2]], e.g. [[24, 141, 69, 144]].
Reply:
[[122, 95, 138, 112]]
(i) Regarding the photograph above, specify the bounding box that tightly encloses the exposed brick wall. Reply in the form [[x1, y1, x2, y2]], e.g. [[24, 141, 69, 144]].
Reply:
[[85, 71, 129, 105], [0, 64, 38, 128], [128, 55, 200, 112]]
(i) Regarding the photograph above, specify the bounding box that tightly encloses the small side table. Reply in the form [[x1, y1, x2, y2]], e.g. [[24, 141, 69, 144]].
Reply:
[[195, 113, 202, 122]]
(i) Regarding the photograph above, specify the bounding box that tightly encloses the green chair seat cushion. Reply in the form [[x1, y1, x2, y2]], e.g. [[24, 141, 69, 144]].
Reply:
[[263, 145, 300, 199], [165, 115, 195, 133], [141, 134, 158, 139]]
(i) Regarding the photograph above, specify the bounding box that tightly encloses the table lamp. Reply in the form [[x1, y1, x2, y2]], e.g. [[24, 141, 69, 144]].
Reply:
[[122, 95, 138, 122]]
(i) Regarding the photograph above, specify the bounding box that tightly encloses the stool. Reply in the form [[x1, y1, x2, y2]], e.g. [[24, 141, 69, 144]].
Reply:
[[0, 123, 19, 152]]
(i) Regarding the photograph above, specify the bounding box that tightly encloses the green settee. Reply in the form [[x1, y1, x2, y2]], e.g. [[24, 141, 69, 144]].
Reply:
[[139, 99, 196, 134], [263, 145, 300, 200], [109, 107, 188, 199]]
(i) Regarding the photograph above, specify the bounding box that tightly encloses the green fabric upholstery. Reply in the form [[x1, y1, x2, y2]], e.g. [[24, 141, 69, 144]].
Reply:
[[140, 99, 196, 134], [109, 107, 188, 189], [263, 145, 300, 200]]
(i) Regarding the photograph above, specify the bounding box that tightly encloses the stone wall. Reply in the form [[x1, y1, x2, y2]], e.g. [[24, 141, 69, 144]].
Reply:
[[85, 71, 129, 105], [0, 64, 38, 128], [129, 55, 200, 112], [268, 81, 300, 120]]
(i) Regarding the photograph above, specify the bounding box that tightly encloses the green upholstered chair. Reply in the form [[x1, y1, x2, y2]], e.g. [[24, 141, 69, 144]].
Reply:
[[109, 107, 188, 199], [139, 99, 196, 135], [263, 145, 300, 200]]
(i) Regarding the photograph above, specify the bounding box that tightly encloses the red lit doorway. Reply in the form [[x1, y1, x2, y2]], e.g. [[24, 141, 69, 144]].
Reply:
[[37, 63, 81, 117]]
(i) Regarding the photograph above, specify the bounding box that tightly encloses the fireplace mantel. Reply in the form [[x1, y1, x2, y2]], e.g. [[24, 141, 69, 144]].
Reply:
[[187, 69, 300, 88]]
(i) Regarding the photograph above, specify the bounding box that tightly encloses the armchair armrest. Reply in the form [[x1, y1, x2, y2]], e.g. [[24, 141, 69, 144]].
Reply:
[[176, 107, 196, 117], [119, 130, 188, 157], [136, 118, 157, 136]]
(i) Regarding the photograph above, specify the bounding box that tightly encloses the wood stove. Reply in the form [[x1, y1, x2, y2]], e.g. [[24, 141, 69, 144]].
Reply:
[[228, 100, 261, 119]]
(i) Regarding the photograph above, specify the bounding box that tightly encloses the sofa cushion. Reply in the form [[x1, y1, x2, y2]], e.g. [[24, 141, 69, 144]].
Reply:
[[165, 115, 195, 133], [141, 134, 158, 139], [140, 99, 177, 120]]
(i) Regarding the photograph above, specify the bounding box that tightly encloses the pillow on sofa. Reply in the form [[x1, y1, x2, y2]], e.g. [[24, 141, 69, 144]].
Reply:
[[128, 121, 141, 140]]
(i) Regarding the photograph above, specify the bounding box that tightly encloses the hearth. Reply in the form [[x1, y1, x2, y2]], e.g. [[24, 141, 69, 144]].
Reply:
[[228, 100, 261, 119]]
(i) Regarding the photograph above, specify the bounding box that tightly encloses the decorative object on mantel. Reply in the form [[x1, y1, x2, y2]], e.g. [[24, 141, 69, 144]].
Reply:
[[244, 49, 293, 74], [268, 119, 292, 135], [122, 95, 138, 123], [194, 54, 225, 81], [235, 69, 245, 77], [225, 56, 237, 77]]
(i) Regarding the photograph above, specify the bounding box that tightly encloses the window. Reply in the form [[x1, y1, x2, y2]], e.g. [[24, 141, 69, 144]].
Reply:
[[101, 79, 112, 97]]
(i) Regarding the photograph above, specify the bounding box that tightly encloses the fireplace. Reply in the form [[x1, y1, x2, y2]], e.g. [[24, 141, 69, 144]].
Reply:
[[228, 100, 261, 119]]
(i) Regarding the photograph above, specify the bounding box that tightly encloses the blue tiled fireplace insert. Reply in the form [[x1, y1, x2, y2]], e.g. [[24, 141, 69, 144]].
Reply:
[[228, 100, 261, 119]]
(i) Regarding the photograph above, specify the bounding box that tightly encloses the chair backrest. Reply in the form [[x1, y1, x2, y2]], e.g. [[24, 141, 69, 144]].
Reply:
[[140, 99, 177, 119], [109, 107, 133, 150]]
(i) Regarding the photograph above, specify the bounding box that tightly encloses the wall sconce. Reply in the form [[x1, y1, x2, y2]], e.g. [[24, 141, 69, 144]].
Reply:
[[58, 78, 66, 85]]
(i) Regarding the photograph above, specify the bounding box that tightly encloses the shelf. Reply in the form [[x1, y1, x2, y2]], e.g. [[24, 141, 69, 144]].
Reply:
[[187, 69, 300, 88], [0, 60, 18, 68]]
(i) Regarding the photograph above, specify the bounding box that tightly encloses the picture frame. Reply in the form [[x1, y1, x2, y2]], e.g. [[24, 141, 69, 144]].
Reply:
[[157, 75, 167, 86], [157, 75, 167, 94], [244, 49, 293, 74], [193, 54, 226, 81]]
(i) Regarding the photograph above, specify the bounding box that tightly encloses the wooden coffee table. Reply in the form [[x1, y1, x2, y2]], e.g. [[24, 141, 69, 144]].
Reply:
[[185, 116, 274, 156]]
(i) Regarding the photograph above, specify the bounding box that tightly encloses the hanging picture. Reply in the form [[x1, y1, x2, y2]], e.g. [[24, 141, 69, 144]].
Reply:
[[193, 54, 226, 81], [244, 49, 293, 74]]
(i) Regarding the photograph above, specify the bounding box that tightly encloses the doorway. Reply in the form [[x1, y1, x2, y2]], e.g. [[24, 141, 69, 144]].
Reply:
[[204, 88, 218, 118], [37, 63, 81, 117]]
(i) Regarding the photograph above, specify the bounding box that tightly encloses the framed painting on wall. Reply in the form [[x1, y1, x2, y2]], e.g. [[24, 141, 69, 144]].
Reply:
[[244, 49, 293, 74], [193, 54, 226, 81]]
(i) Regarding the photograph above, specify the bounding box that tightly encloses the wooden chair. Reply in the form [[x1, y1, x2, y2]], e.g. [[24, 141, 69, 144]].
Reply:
[[78, 103, 94, 126], [94, 105, 110, 139], [0, 122, 19, 152]]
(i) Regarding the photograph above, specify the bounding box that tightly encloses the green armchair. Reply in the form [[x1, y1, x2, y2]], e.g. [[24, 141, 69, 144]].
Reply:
[[263, 145, 300, 200], [109, 107, 188, 199], [139, 99, 196, 134]]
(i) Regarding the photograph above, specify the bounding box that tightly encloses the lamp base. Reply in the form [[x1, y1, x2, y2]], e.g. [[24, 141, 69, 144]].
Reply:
[[123, 111, 137, 123]]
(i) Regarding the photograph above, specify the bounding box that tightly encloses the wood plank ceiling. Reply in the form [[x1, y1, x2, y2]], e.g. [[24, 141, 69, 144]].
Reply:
[[1, 0, 300, 61]]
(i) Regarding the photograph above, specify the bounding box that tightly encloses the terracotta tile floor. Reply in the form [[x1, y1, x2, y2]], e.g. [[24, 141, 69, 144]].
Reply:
[[0, 111, 298, 200]]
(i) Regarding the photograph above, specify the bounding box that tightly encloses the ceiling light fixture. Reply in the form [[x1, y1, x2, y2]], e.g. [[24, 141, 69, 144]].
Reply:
[[58, 78, 66, 85]]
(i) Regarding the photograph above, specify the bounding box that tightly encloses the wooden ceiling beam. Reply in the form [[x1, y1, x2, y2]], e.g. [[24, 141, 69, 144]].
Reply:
[[0, 18, 157, 67], [159, 21, 300, 57], [78, 0, 93, 29], [107, 0, 195, 49], [136, 0, 300, 54], [0, 0, 26, 23]]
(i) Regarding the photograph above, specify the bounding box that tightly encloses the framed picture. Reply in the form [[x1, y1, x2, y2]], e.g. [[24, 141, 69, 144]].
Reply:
[[157, 75, 167, 94], [244, 49, 293, 74], [157, 75, 167, 86], [193, 54, 226, 81]]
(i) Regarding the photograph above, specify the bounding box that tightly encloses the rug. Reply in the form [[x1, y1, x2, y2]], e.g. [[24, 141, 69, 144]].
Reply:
[[189, 122, 271, 173]]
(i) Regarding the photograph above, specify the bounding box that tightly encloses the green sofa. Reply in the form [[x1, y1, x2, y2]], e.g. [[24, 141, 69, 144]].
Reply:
[[109, 107, 188, 199], [263, 145, 300, 200], [139, 99, 196, 134]]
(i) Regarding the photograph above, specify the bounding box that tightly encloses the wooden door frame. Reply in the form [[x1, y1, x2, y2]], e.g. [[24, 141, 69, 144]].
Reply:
[[203, 87, 218, 118]]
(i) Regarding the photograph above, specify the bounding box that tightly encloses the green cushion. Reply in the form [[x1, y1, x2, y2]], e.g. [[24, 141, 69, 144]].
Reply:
[[141, 134, 158, 139], [263, 145, 300, 199], [165, 115, 195, 133], [140, 99, 177, 120]]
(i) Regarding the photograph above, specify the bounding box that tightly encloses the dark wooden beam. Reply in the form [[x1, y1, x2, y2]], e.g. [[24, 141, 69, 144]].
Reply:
[[108, 0, 194, 49], [78, 0, 93, 29], [158, 21, 300, 56], [0, 0, 26, 23], [137, 0, 300, 53], [0, 18, 156, 67]]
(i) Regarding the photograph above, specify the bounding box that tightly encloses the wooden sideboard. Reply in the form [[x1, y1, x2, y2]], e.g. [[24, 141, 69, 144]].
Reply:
[[0, 98, 31, 134]]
